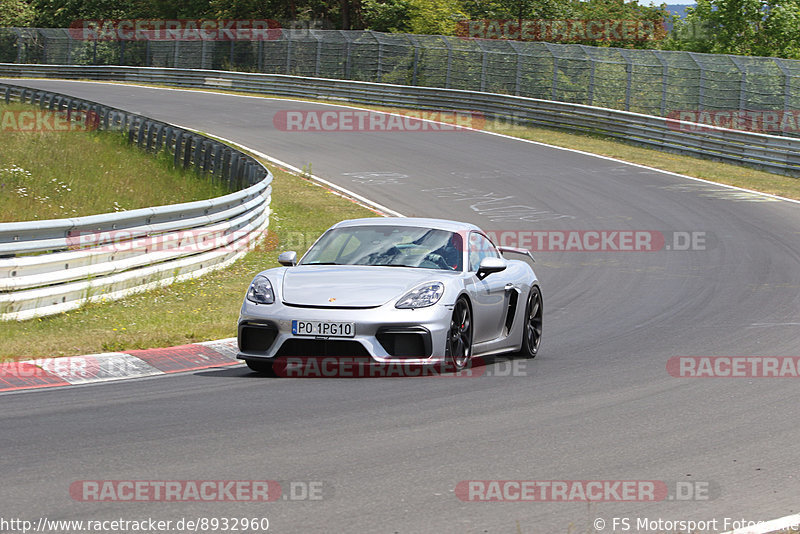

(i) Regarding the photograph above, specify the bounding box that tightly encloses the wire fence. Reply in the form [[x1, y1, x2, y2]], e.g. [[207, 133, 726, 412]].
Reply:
[[2, 28, 800, 125]]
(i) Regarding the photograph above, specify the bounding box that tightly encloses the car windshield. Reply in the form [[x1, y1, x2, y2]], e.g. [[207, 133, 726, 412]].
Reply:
[[300, 225, 463, 271]]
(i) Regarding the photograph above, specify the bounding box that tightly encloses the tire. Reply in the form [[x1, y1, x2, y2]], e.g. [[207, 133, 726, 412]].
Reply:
[[245, 359, 276, 376], [515, 286, 543, 359], [447, 297, 473, 371]]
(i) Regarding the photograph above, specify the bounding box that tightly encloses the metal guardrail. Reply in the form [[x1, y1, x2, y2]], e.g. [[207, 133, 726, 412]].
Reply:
[[1, 64, 799, 176], [0, 81, 272, 321]]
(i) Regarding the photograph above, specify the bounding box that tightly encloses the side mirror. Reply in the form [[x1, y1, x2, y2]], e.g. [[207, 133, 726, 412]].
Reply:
[[476, 256, 506, 280], [278, 251, 297, 267]]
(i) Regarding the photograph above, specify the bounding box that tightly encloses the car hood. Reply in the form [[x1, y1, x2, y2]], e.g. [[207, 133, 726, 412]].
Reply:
[[281, 265, 443, 307]]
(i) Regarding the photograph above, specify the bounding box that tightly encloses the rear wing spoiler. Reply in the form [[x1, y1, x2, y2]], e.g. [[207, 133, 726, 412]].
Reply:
[[498, 246, 535, 263]]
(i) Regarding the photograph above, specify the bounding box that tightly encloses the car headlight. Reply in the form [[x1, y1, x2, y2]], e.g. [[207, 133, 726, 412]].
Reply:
[[246, 275, 275, 304], [395, 282, 444, 309]]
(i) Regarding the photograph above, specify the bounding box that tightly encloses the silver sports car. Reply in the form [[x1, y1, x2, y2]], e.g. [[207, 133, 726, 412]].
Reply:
[[237, 217, 542, 374]]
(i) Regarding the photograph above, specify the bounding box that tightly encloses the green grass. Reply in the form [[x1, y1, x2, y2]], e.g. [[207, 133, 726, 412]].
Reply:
[[484, 119, 800, 201], [0, 102, 229, 222], [0, 164, 376, 360]]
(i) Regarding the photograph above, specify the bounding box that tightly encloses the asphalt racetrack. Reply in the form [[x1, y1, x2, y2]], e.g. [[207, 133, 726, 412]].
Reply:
[[2, 79, 800, 533]]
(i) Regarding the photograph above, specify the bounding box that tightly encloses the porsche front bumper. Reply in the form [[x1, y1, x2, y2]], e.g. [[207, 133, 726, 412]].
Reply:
[[237, 298, 455, 366]]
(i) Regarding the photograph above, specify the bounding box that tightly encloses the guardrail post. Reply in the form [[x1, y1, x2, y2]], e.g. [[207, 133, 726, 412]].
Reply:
[[688, 53, 705, 109], [154, 124, 164, 152], [144, 120, 154, 150], [623, 52, 633, 111], [221, 148, 231, 182], [127, 117, 136, 144], [408, 35, 420, 86], [111, 110, 122, 130], [729, 56, 747, 111], [444, 37, 453, 90], [229, 153, 240, 188], [200, 40, 208, 70], [377, 34, 384, 83], [174, 131, 184, 167], [314, 32, 322, 77], [183, 136, 194, 169], [774, 58, 793, 114], [552, 57, 559, 101], [203, 140, 212, 174], [653, 50, 668, 116], [508, 41, 523, 96], [212, 144, 223, 178], [236, 158, 246, 189], [137, 118, 147, 147], [286, 35, 293, 74], [479, 43, 488, 92], [193, 137, 204, 171], [343, 31, 352, 79], [164, 127, 174, 152]]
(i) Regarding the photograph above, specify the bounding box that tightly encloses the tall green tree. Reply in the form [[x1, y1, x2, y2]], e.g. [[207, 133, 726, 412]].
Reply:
[[570, 0, 670, 48], [1, 0, 36, 26], [362, 0, 466, 34], [669, 0, 800, 58], [461, 0, 575, 19], [361, 0, 412, 32]]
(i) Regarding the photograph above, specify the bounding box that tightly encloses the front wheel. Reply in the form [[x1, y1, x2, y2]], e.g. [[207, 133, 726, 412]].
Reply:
[[515, 286, 542, 359], [447, 297, 473, 371], [245, 359, 276, 376]]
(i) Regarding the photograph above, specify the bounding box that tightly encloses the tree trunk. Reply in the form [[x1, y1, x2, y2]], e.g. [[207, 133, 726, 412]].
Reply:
[[340, 0, 351, 30]]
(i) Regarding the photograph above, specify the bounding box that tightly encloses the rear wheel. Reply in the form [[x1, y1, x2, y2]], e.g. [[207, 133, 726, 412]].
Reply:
[[245, 359, 276, 376], [448, 297, 473, 371], [515, 286, 542, 358]]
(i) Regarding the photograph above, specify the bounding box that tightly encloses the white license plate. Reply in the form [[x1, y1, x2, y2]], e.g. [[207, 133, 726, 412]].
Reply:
[[292, 320, 355, 338]]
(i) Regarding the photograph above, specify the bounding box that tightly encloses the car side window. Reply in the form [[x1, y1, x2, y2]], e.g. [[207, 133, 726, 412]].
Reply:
[[468, 232, 500, 271]]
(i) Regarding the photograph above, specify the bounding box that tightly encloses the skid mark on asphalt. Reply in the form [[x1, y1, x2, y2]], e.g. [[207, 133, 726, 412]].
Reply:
[[657, 183, 781, 202], [421, 186, 574, 222]]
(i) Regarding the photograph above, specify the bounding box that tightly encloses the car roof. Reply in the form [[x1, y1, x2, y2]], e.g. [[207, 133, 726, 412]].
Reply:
[[331, 217, 483, 233]]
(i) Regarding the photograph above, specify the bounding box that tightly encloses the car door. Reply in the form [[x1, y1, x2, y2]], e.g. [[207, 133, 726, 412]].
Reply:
[[466, 232, 510, 343]]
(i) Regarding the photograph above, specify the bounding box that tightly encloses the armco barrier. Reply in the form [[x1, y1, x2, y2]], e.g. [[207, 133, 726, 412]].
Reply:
[[1, 64, 799, 176], [0, 82, 272, 321]]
